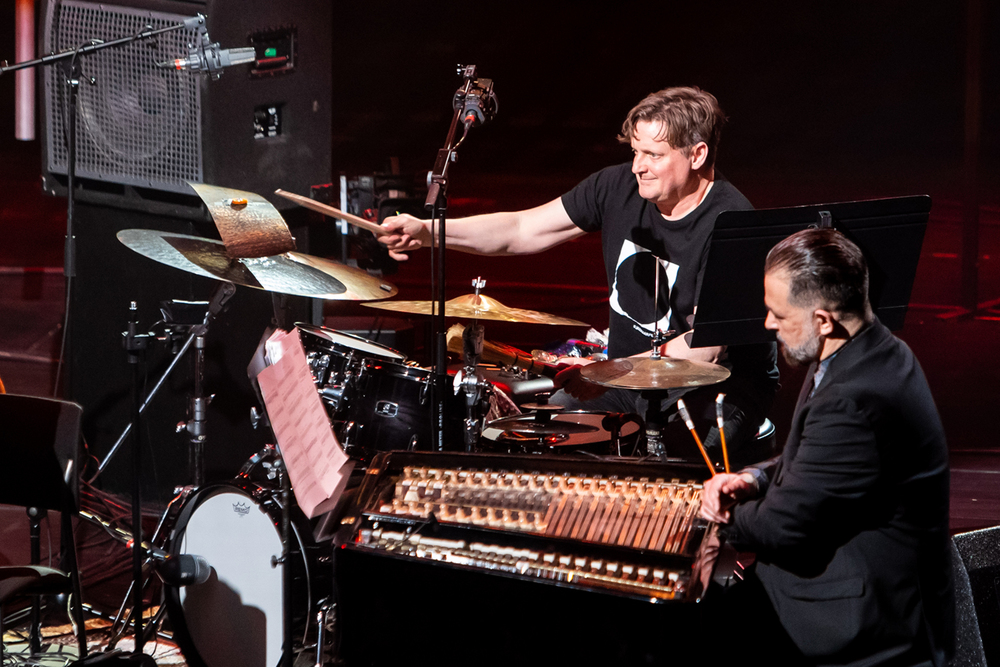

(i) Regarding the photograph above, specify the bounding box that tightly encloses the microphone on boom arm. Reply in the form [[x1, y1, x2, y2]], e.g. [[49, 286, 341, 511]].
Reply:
[[155, 14, 255, 78]]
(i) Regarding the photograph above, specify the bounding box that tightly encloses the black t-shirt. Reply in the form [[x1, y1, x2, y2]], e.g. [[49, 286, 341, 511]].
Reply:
[[562, 162, 778, 420], [562, 162, 751, 358]]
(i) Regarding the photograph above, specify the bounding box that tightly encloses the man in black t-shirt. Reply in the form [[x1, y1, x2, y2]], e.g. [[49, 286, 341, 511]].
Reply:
[[380, 87, 777, 463]]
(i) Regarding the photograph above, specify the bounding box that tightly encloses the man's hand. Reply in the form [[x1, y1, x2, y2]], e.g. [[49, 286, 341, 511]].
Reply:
[[553, 357, 608, 401], [378, 214, 430, 261], [699, 472, 758, 523]]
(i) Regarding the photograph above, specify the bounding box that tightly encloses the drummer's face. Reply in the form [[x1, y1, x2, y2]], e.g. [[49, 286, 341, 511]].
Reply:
[[630, 120, 700, 209]]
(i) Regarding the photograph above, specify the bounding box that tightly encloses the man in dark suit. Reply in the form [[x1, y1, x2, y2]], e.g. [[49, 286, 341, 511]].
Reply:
[[700, 228, 953, 666]]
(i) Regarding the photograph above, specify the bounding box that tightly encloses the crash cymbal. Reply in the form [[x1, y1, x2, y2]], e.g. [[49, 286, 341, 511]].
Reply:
[[117, 229, 397, 300], [485, 413, 600, 436], [363, 293, 588, 326], [580, 356, 730, 390]]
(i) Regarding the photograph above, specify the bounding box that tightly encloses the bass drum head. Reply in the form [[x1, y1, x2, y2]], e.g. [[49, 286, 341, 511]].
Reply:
[[165, 485, 286, 667]]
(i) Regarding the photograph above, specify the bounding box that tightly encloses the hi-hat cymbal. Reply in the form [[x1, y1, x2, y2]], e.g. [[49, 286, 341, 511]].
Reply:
[[580, 356, 730, 390], [363, 293, 587, 326], [485, 413, 600, 436], [117, 229, 397, 300]]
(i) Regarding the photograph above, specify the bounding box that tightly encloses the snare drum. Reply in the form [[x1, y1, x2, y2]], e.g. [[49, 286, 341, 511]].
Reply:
[[297, 322, 405, 414], [164, 463, 329, 667]]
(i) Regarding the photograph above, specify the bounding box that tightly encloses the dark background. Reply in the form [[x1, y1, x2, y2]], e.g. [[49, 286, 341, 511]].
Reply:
[[0, 1, 997, 505]]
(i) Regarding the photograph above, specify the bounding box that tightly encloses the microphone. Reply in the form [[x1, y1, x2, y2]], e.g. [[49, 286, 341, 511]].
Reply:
[[458, 77, 498, 129], [154, 553, 213, 587], [157, 45, 256, 75], [128, 539, 212, 586], [156, 15, 255, 77]]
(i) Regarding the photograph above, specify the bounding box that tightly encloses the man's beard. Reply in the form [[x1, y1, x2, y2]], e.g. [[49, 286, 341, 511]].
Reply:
[[778, 331, 821, 367]]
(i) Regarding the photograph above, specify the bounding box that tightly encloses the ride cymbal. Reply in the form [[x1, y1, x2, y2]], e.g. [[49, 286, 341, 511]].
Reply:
[[363, 293, 587, 326], [580, 356, 730, 390], [117, 229, 397, 300]]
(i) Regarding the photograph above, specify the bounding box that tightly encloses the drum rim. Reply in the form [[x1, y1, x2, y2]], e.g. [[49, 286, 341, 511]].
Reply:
[[295, 321, 406, 360]]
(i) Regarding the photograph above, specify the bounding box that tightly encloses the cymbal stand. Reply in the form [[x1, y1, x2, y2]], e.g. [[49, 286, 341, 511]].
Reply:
[[124, 301, 154, 658], [94, 281, 236, 482], [425, 64, 496, 451], [644, 265, 673, 461], [458, 278, 490, 451]]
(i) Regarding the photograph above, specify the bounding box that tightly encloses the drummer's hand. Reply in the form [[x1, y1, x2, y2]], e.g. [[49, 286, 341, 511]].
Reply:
[[379, 214, 431, 261], [553, 358, 608, 401], [699, 472, 757, 524]]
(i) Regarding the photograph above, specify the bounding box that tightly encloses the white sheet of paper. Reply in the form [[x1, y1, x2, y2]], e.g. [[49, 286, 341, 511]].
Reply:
[[256, 328, 354, 518]]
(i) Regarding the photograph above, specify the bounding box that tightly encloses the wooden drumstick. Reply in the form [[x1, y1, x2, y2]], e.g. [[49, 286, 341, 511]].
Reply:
[[274, 189, 388, 237]]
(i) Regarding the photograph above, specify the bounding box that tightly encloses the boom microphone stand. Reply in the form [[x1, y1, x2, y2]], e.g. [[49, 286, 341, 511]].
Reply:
[[0, 15, 210, 400], [424, 65, 496, 450]]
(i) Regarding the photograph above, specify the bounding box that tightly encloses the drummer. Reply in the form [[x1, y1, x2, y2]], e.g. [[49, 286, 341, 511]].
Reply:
[[380, 86, 777, 464]]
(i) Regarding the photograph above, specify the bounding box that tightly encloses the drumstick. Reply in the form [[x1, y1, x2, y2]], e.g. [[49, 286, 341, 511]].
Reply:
[[676, 398, 716, 477], [716, 393, 730, 473], [274, 189, 388, 237]]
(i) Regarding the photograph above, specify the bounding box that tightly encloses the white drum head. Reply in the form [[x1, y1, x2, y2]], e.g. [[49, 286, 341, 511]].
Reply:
[[298, 323, 405, 360], [175, 489, 283, 667]]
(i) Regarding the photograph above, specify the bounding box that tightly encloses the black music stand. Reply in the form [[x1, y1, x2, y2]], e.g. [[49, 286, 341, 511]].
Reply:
[[0, 394, 87, 662], [690, 195, 931, 348]]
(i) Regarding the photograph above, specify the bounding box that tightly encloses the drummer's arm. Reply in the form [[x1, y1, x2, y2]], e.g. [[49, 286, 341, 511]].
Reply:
[[379, 198, 586, 260], [656, 332, 725, 364]]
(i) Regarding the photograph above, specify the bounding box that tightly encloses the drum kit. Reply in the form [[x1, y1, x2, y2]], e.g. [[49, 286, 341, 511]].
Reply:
[[91, 182, 731, 667]]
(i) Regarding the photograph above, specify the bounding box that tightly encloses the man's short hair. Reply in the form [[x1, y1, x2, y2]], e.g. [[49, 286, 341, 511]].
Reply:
[[764, 227, 871, 320], [619, 86, 726, 168]]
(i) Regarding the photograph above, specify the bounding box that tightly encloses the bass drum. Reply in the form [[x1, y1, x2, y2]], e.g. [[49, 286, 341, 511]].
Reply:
[[163, 479, 328, 667]]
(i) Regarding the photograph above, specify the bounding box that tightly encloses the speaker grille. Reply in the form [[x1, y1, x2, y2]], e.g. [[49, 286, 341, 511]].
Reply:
[[44, 1, 204, 193]]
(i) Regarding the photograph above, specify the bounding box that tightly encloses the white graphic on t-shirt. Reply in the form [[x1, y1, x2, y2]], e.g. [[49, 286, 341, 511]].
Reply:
[[609, 239, 677, 337]]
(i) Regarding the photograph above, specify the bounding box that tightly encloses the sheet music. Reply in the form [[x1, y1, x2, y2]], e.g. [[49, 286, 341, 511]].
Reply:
[[256, 328, 354, 518]]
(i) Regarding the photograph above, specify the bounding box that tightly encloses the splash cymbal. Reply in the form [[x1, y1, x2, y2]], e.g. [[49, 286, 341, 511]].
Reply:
[[363, 293, 587, 326], [117, 229, 397, 300], [580, 356, 730, 390]]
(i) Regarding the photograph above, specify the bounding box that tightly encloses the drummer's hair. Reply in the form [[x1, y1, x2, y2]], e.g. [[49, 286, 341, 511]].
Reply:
[[765, 228, 872, 322], [619, 87, 726, 168]]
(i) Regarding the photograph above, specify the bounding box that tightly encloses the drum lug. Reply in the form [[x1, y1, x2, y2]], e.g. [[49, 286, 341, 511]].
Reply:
[[375, 401, 399, 418]]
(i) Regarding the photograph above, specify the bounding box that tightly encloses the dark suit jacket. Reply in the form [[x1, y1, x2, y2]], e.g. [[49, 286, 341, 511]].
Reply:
[[726, 319, 953, 666]]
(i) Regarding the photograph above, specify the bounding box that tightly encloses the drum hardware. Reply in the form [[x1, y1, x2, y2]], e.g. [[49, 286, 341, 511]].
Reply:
[[446, 322, 562, 378], [94, 282, 237, 483], [123, 300, 155, 657], [455, 279, 490, 452]]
